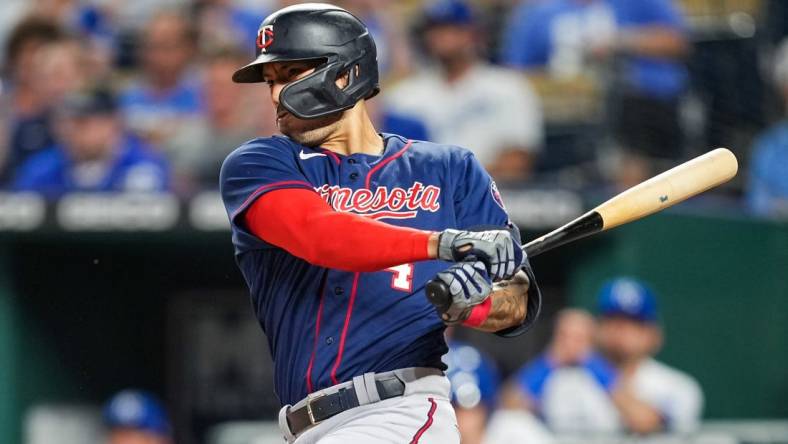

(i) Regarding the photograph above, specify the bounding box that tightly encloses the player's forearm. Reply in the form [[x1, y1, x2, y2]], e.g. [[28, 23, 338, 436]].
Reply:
[[469, 270, 529, 333], [427, 232, 439, 258]]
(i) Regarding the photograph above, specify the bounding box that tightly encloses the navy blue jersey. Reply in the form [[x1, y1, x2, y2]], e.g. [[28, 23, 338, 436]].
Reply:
[[220, 133, 521, 405]]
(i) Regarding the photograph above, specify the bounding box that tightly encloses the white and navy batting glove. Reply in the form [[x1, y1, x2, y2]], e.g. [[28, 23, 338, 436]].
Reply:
[[434, 261, 492, 324], [438, 229, 523, 281]]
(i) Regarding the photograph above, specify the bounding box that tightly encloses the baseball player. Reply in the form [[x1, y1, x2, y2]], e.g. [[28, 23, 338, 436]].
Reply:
[[219, 4, 542, 443]]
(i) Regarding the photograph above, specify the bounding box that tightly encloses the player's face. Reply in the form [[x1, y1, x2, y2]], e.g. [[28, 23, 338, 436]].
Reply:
[[261, 61, 343, 146]]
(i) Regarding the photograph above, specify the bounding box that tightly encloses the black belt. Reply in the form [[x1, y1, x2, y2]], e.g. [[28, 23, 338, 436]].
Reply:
[[286, 375, 406, 436]]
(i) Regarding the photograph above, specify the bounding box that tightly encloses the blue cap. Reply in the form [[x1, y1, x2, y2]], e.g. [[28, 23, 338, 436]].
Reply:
[[597, 278, 658, 323], [103, 390, 171, 437], [424, 0, 475, 26]]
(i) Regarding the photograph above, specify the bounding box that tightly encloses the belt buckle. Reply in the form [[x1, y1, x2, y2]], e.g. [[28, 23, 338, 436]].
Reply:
[[306, 392, 325, 425]]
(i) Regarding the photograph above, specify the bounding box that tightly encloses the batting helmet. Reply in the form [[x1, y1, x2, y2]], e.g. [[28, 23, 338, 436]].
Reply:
[[232, 3, 379, 120]]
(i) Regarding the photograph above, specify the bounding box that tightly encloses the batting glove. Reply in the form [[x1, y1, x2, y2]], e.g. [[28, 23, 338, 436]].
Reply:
[[438, 228, 524, 281], [433, 261, 493, 324]]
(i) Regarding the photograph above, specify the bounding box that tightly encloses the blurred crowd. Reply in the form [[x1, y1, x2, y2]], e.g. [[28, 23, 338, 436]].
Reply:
[[1, 0, 787, 218]]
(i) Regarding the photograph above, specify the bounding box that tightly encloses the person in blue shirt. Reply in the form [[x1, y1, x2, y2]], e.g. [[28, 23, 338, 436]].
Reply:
[[119, 12, 203, 149], [502, 308, 620, 434], [0, 18, 67, 186], [748, 125, 788, 217], [13, 89, 170, 198], [747, 38, 788, 218], [501, 0, 689, 167], [220, 4, 543, 442]]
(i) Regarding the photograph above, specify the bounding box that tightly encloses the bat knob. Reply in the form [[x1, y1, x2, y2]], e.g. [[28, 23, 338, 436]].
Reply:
[[425, 279, 452, 312]]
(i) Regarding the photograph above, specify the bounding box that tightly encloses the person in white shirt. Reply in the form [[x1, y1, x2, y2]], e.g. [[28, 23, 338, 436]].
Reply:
[[596, 277, 704, 434], [385, 0, 542, 184], [500, 309, 620, 436], [498, 278, 703, 438]]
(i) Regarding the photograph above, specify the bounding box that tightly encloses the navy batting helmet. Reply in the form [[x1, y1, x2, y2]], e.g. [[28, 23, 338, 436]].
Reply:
[[232, 3, 379, 120]]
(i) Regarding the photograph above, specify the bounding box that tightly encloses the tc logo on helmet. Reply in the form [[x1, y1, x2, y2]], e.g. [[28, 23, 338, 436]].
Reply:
[[256, 25, 274, 52]]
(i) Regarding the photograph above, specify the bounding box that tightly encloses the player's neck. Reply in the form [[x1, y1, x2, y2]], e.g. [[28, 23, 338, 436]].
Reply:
[[321, 101, 383, 156]]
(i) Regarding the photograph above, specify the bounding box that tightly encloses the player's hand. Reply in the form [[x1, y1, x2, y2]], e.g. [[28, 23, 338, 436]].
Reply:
[[437, 228, 524, 281], [433, 261, 492, 324]]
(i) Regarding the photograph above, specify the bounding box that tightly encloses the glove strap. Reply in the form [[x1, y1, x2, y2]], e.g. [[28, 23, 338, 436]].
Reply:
[[462, 297, 492, 328]]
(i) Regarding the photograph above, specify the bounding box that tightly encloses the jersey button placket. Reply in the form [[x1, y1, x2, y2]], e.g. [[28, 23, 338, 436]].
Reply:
[[341, 155, 366, 186]]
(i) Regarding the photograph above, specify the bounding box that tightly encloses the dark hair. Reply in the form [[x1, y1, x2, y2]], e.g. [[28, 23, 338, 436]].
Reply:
[[4, 16, 65, 73]]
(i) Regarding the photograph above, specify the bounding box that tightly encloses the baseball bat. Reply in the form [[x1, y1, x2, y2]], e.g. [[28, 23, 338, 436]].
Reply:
[[426, 148, 739, 313]]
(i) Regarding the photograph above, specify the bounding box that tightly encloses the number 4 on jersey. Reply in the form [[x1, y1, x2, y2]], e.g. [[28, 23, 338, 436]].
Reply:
[[385, 264, 414, 292]]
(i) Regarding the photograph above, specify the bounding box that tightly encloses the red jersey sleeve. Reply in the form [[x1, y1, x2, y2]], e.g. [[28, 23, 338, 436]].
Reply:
[[243, 188, 433, 272]]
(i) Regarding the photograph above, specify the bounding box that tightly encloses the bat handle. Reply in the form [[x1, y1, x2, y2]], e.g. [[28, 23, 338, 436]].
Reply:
[[425, 279, 452, 313]]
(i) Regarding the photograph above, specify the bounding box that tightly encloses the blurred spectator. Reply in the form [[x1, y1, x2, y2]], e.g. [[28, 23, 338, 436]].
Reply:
[[0, 0, 29, 62], [444, 328, 499, 444], [502, 278, 703, 435], [193, 0, 267, 54], [386, 0, 543, 184], [13, 89, 170, 198], [747, 38, 788, 218], [502, 0, 689, 183], [30, 36, 93, 105], [96, 0, 189, 32], [119, 11, 203, 150], [335, 0, 413, 80], [7, 1, 128, 77], [501, 309, 620, 434], [166, 48, 268, 192], [2, 21, 99, 187], [597, 277, 703, 434], [104, 389, 172, 444]]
